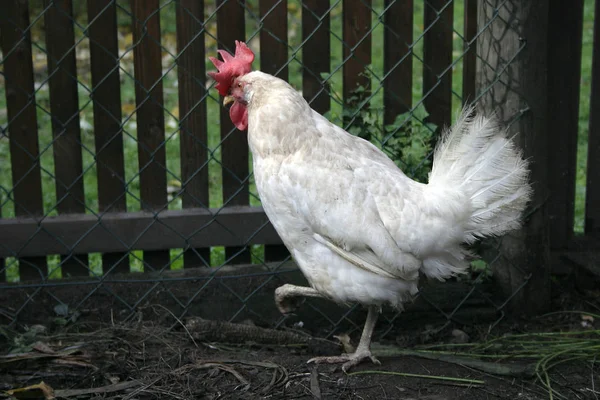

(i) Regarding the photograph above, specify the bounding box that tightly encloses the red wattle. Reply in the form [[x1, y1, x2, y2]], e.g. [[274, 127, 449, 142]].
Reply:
[[229, 101, 248, 131]]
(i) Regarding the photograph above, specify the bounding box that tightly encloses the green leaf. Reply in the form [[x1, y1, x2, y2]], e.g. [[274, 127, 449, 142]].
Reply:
[[412, 103, 430, 120]]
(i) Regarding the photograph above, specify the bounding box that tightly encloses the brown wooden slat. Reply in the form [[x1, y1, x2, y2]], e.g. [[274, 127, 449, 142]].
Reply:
[[477, 0, 551, 313], [0, 205, 4, 282], [260, 0, 289, 262], [260, 0, 288, 80], [44, 0, 88, 277], [216, 0, 250, 264], [0, 206, 280, 258], [131, 0, 170, 270], [423, 0, 453, 130], [0, 265, 500, 331], [302, 1, 330, 116], [462, 0, 477, 104], [342, 0, 372, 129], [176, 0, 211, 268], [383, 0, 413, 125], [0, 0, 48, 280], [547, 0, 583, 249], [586, 0, 600, 236], [88, 0, 129, 274]]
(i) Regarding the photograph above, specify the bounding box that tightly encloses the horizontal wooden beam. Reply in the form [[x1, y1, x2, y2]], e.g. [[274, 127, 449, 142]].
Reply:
[[563, 235, 600, 251], [0, 260, 503, 329], [0, 206, 282, 258]]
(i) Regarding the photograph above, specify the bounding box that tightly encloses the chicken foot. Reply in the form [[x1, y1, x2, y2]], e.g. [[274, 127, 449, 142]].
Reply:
[[307, 305, 381, 372], [274, 283, 325, 314]]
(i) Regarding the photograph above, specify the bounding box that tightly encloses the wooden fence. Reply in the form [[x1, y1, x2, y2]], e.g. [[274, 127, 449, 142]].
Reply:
[[0, 0, 598, 303], [545, 0, 600, 282]]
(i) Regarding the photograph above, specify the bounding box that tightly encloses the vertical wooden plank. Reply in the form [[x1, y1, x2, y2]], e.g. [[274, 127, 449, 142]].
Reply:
[[586, 0, 600, 236], [546, 0, 583, 248], [131, 0, 170, 270], [423, 0, 453, 129], [342, 0, 372, 123], [260, 0, 289, 262], [88, 0, 129, 274], [383, 0, 413, 125], [0, 205, 4, 282], [302, 0, 330, 114], [260, 0, 288, 80], [216, 0, 250, 264], [477, 0, 550, 313], [0, 0, 48, 280], [44, 0, 88, 277], [462, 0, 477, 104], [176, 0, 211, 267]]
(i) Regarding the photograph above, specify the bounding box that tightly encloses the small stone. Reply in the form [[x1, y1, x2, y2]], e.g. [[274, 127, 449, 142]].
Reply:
[[450, 328, 470, 344]]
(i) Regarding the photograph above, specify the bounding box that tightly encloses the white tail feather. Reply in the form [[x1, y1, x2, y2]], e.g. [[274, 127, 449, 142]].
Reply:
[[422, 106, 532, 280], [429, 105, 531, 241]]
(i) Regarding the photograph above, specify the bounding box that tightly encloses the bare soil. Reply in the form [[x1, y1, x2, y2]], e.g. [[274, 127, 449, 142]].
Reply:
[[0, 327, 596, 399], [1, 280, 598, 399]]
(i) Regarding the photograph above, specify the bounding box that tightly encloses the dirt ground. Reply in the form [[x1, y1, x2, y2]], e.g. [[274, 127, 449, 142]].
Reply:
[[1, 283, 599, 400], [0, 323, 597, 400]]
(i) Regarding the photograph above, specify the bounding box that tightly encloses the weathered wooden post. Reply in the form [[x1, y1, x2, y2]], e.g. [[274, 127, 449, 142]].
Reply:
[[476, 1, 551, 314]]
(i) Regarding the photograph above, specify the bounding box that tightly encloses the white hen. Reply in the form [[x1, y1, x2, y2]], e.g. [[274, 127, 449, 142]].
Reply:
[[209, 41, 532, 371]]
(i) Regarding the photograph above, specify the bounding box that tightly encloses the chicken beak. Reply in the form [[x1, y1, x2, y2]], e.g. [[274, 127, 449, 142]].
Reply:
[[223, 95, 235, 106]]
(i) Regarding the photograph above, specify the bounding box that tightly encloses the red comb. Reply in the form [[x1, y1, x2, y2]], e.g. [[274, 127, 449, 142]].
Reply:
[[208, 40, 255, 96]]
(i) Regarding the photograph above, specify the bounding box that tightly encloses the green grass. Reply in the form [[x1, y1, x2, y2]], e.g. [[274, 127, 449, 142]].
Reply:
[[0, 0, 596, 281], [575, 0, 596, 234]]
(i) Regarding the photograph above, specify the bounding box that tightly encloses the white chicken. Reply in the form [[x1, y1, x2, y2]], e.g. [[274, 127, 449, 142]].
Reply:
[[209, 41, 532, 371]]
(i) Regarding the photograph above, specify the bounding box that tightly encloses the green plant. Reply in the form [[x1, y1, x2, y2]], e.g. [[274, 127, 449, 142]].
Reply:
[[330, 70, 437, 184], [382, 104, 437, 183], [469, 259, 492, 278]]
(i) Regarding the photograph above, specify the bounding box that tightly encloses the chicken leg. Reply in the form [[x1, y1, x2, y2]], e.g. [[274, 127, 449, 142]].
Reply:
[[275, 285, 381, 372], [308, 305, 381, 372]]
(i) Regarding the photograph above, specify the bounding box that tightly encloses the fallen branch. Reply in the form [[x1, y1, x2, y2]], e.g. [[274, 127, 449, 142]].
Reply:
[[372, 346, 536, 378], [173, 359, 289, 395], [185, 317, 339, 354], [0, 344, 85, 364], [347, 370, 485, 386], [54, 381, 141, 398], [5, 381, 140, 399], [187, 362, 250, 391], [310, 366, 322, 400]]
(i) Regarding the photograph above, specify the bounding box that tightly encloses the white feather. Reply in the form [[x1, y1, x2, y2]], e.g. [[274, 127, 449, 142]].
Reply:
[[429, 105, 532, 242]]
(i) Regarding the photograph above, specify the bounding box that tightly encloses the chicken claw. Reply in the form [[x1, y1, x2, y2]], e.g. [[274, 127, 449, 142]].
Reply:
[[309, 305, 381, 372], [274, 288, 305, 314], [274, 283, 324, 314], [307, 350, 381, 373]]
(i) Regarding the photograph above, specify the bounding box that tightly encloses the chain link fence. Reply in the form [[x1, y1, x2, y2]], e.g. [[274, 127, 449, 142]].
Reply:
[[0, 0, 553, 342]]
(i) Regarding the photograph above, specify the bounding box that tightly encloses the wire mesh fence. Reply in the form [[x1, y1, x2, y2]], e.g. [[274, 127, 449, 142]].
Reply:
[[0, 0, 574, 341]]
